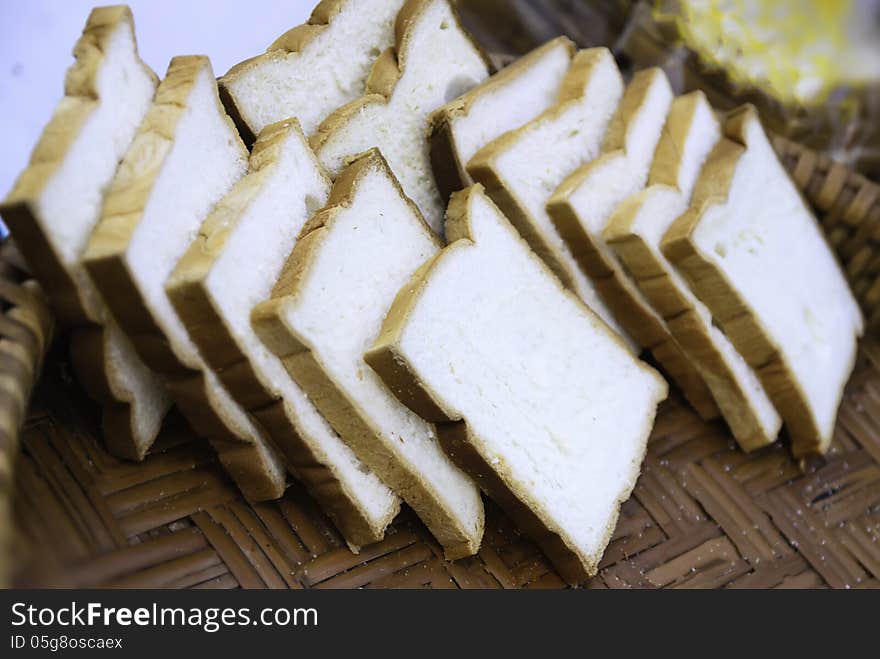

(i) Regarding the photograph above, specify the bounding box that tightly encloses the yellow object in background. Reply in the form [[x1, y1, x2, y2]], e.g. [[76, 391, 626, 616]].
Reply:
[[657, 0, 880, 104]]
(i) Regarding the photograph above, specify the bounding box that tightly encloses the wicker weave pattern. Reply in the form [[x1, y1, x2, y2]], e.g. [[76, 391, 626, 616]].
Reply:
[[9, 341, 880, 589], [0, 247, 52, 586], [3, 128, 879, 591]]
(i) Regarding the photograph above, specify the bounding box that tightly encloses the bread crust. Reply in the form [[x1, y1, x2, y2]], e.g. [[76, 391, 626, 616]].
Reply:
[[208, 435, 287, 503], [529, 68, 718, 419], [547, 69, 670, 285], [367, 184, 667, 583], [310, 0, 491, 188], [662, 105, 860, 456], [84, 55, 224, 377], [600, 95, 780, 451], [548, 163, 719, 419], [606, 190, 779, 450], [428, 114, 469, 208], [427, 36, 575, 203], [220, 0, 354, 139], [167, 120, 399, 548], [648, 92, 704, 190], [466, 49, 614, 290], [167, 119, 303, 404], [81, 56, 288, 495], [252, 149, 483, 559]]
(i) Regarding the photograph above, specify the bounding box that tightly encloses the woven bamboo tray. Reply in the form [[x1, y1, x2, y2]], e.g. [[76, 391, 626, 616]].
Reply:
[[0, 135, 876, 589]]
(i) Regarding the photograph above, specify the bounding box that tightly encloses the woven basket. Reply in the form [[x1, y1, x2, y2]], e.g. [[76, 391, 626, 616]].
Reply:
[[4, 10, 880, 588]]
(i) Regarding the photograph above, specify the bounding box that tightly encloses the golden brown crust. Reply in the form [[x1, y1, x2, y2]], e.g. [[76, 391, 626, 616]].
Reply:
[[0, 203, 86, 327], [364, 47, 402, 97], [208, 436, 287, 502], [167, 119, 299, 390], [167, 122, 395, 547], [86, 55, 249, 380], [364, 187, 476, 420], [428, 111, 470, 205], [252, 150, 482, 559], [218, 85, 256, 148], [543, 69, 719, 420], [364, 252, 457, 423], [427, 37, 575, 209], [428, 37, 573, 133], [160, 375, 243, 444], [221, 11, 343, 144], [311, 0, 491, 164], [547, 154, 628, 281], [368, 184, 667, 583], [83, 56, 275, 467], [394, 0, 492, 75], [219, 0, 430, 143], [467, 49, 615, 289], [647, 91, 706, 189], [601, 67, 664, 153], [309, 95, 384, 157], [665, 312, 775, 451], [545, 69, 665, 283], [436, 421, 593, 584], [548, 181, 719, 419], [85, 56, 214, 377], [249, 401, 399, 548]]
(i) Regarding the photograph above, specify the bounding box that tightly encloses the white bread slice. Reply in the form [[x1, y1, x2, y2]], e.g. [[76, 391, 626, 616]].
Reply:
[[604, 93, 781, 451], [546, 69, 718, 420], [663, 106, 864, 456], [0, 6, 171, 460], [83, 56, 285, 500], [167, 120, 400, 550], [311, 0, 490, 234], [252, 151, 484, 559], [466, 48, 632, 345], [220, 0, 407, 142], [365, 184, 667, 584], [429, 36, 575, 200]]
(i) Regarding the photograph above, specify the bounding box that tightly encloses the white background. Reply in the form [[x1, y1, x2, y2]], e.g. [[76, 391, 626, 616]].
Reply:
[[0, 0, 315, 195]]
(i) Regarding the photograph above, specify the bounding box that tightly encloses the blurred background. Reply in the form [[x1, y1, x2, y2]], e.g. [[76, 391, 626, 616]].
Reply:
[[2, 0, 879, 198]]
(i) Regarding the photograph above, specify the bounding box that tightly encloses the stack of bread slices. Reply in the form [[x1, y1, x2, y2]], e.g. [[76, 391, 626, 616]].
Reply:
[[1, 0, 863, 583]]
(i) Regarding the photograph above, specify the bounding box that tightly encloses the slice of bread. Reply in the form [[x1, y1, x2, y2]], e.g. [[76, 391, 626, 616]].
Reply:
[[83, 55, 285, 500], [663, 106, 864, 456], [311, 0, 490, 233], [429, 36, 575, 201], [466, 48, 632, 345], [0, 6, 171, 460], [546, 69, 718, 420], [365, 184, 668, 584], [220, 0, 407, 142], [605, 93, 780, 451], [69, 321, 171, 460], [252, 150, 484, 559], [167, 120, 400, 550]]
